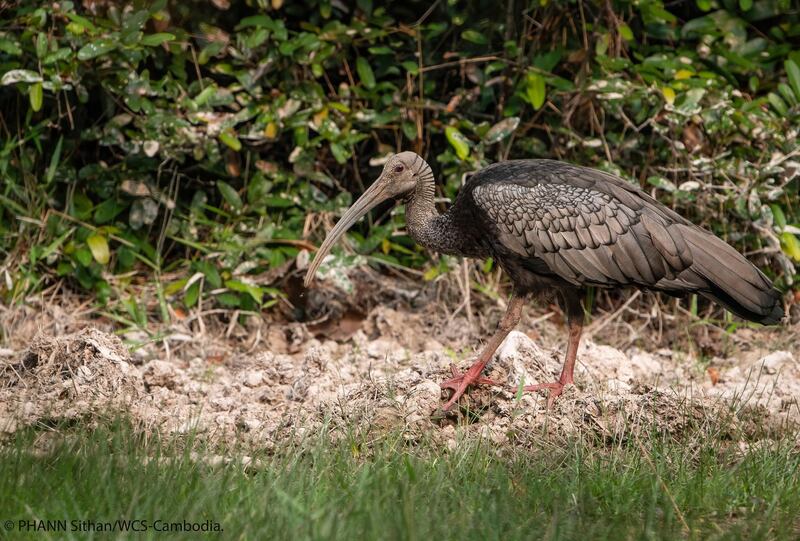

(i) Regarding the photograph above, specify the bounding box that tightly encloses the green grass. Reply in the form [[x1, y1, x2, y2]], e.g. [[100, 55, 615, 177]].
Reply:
[[1, 421, 799, 540]]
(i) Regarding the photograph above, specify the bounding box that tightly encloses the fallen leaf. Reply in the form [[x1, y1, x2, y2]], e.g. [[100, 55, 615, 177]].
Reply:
[[207, 354, 226, 365], [445, 94, 462, 113], [86, 234, 110, 265]]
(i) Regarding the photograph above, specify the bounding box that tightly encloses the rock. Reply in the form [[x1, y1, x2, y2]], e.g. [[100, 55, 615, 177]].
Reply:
[[628, 352, 663, 380], [606, 378, 632, 393], [405, 381, 441, 423], [423, 339, 445, 352], [366, 338, 398, 360], [241, 418, 261, 432], [755, 351, 794, 375], [494, 331, 551, 387], [579, 340, 631, 382], [243, 371, 264, 387], [496, 330, 543, 362], [142, 360, 178, 389]]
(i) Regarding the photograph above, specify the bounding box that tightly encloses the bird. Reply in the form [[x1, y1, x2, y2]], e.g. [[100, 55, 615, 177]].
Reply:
[[304, 151, 784, 410]]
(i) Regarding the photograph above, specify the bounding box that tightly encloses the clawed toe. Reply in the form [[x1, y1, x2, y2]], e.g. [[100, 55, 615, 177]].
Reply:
[[524, 380, 570, 408], [440, 364, 499, 391], [439, 363, 501, 410]]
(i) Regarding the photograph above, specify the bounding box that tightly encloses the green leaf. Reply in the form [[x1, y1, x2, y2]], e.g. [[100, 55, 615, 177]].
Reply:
[[193, 85, 216, 107], [163, 278, 188, 296], [618, 23, 634, 41], [330, 142, 349, 164], [484, 117, 520, 144], [216, 292, 241, 307], [217, 181, 243, 210], [75, 247, 93, 267], [65, 12, 97, 33], [646, 5, 677, 23], [219, 130, 242, 151], [196, 261, 222, 288], [264, 197, 295, 208], [29, 82, 43, 112], [423, 267, 440, 281], [225, 279, 263, 304], [444, 126, 471, 160], [356, 57, 376, 89], [771, 205, 787, 229], [647, 176, 677, 192], [402, 121, 418, 141], [401, 61, 418, 75], [780, 232, 800, 262], [357, 0, 373, 15], [768, 93, 788, 116], [784, 59, 800, 102], [525, 73, 546, 110], [141, 33, 175, 46], [33, 229, 73, 265], [35, 32, 47, 58], [0, 38, 22, 56], [739, 0, 752, 10], [237, 15, 274, 29], [678, 88, 705, 112], [94, 199, 125, 224], [77, 39, 117, 60], [44, 48, 73, 65], [778, 83, 797, 106], [87, 234, 110, 265], [461, 30, 488, 45], [184, 281, 200, 308], [1, 69, 42, 85]]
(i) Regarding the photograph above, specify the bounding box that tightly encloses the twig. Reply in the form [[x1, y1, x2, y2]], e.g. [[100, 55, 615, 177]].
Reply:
[[410, 0, 442, 27], [585, 290, 641, 337], [420, 56, 512, 73]]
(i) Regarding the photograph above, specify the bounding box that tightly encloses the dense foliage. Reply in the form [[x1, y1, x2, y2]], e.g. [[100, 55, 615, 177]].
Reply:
[[1, 0, 799, 321]]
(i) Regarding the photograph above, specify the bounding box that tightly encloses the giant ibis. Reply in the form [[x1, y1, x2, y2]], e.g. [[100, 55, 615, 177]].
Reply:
[[304, 152, 784, 410]]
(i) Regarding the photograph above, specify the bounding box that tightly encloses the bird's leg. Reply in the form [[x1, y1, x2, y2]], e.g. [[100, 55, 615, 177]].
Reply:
[[440, 294, 526, 411], [525, 293, 584, 408]]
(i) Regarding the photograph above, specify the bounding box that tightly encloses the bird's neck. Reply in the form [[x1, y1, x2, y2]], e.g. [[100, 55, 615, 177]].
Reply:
[[404, 176, 470, 257]]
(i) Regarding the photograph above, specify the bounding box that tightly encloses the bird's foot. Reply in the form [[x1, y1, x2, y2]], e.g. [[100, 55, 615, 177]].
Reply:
[[524, 380, 572, 409], [440, 363, 500, 411]]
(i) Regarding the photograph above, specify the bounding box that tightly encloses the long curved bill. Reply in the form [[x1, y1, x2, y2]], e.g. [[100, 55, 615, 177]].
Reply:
[[304, 179, 390, 287]]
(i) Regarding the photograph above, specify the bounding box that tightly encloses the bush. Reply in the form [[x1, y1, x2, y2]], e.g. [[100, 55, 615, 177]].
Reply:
[[0, 0, 798, 319]]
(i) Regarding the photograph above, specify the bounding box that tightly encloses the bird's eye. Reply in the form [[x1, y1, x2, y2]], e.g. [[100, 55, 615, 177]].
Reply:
[[393, 165, 405, 173]]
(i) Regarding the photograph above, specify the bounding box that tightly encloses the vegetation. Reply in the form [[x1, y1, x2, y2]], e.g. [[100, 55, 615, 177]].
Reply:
[[1, 1, 799, 324], [2, 420, 799, 540]]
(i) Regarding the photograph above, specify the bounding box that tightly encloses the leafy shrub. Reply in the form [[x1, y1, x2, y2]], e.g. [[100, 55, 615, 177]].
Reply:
[[0, 0, 798, 320]]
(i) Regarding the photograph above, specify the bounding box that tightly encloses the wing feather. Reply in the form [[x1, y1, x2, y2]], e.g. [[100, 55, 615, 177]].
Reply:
[[460, 159, 782, 324], [471, 179, 690, 288]]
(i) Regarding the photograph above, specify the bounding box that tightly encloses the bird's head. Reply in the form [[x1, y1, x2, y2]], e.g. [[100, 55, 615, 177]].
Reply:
[[304, 151, 431, 287]]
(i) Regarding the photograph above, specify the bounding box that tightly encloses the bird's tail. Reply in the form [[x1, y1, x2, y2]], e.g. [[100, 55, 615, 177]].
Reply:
[[659, 225, 784, 325]]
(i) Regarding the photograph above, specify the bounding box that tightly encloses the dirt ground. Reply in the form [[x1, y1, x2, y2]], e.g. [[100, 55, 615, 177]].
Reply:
[[1, 286, 799, 451]]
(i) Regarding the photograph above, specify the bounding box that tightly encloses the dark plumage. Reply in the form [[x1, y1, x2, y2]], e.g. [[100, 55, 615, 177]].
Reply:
[[305, 152, 784, 410], [455, 159, 783, 325]]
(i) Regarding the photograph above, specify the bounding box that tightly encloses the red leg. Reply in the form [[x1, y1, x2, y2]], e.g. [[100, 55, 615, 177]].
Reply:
[[525, 293, 584, 408], [440, 294, 526, 410]]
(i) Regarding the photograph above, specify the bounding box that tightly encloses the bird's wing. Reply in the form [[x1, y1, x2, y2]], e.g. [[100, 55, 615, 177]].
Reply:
[[471, 178, 693, 288]]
